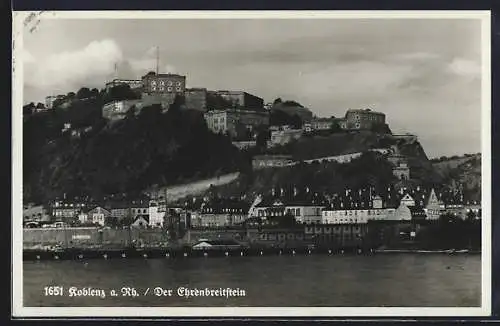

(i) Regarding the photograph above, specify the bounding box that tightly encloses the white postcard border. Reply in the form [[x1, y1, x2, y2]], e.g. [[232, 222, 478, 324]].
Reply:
[[11, 10, 492, 318]]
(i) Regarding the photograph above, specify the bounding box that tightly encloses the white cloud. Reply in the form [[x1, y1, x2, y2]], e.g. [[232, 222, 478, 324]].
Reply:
[[25, 39, 123, 91], [23, 39, 181, 101], [448, 58, 481, 77]]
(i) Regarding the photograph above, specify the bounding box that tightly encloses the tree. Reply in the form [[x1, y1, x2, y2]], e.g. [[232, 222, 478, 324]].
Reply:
[[23, 102, 35, 115], [206, 93, 233, 109], [36, 102, 45, 111], [329, 121, 341, 133], [290, 114, 303, 129], [273, 98, 283, 106], [76, 87, 92, 99], [256, 129, 270, 148], [466, 210, 476, 221], [67, 92, 76, 100], [282, 100, 304, 108], [107, 84, 140, 102]]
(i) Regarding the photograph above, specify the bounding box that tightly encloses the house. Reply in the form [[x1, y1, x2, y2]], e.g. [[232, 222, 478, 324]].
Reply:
[[387, 153, 411, 180], [398, 187, 444, 221], [193, 198, 250, 228], [268, 127, 303, 147], [345, 108, 386, 130], [130, 200, 149, 219], [321, 189, 398, 224], [192, 239, 244, 250], [50, 199, 87, 223], [87, 206, 111, 226], [203, 108, 269, 139], [311, 117, 335, 131], [102, 99, 143, 121], [284, 200, 325, 224], [109, 202, 131, 222], [399, 193, 416, 207], [423, 188, 443, 220], [253, 188, 327, 224], [77, 211, 90, 225], [131, 214, 149, 228], [148, 200, 166, 227]]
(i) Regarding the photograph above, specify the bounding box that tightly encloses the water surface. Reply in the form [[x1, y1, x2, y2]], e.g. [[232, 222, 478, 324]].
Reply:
[[23, 254, 481, 307]]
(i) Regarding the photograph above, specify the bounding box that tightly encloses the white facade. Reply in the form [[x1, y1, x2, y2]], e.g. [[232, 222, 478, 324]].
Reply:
[[269, 129, 303, 147], [148, 203, 165, 227], [92, 213, 106, 226], [285, 205, 324, 224], [399, 193, 415, 207], [78, 212, 89, 224], [45, 95, 57, 109], [321, 208, 396, 224]]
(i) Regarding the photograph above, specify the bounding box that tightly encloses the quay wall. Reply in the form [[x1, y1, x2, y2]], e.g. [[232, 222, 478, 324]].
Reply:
[[23, 228, 168, 249]]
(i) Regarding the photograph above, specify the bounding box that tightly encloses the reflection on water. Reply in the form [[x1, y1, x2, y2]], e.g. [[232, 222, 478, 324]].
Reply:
[[23, 254, 481, 307]]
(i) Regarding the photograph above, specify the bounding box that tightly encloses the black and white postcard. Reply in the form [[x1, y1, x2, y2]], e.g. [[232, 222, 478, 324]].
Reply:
[[12, 10, 492, 317]]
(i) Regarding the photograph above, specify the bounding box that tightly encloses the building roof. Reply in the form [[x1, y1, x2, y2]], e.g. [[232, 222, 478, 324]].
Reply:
[[255, 191, 329, 208], [201, 198, 251, 214], [134, 214, 149, 223], [328, 187, 400, 210], [108, 202, 130, 209], [193, 239, 242, 246], [142, 72, 185, 78], [186, 88, 207, 92], [253, 155, 293, 160], [346, 108, 385, 115]]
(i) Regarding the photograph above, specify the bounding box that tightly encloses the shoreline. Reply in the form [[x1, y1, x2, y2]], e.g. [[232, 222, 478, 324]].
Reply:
[[23, 247, 480, 261]]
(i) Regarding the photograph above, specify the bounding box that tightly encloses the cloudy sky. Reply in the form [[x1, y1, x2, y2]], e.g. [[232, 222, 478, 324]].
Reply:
[[22, 17, 483, 158]]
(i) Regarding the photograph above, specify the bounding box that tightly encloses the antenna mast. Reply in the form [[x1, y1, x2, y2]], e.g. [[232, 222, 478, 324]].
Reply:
[[156, 46, 159, 75]]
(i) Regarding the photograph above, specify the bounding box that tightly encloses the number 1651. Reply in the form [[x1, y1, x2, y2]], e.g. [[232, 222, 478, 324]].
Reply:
[[44, 286, 64, 296]]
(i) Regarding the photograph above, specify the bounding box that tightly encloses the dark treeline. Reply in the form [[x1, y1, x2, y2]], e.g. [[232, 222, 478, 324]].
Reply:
[[23, 94, 249, 204]]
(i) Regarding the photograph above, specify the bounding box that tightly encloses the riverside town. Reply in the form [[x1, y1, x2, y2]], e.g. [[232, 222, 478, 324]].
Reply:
[[22, 63, 482, 261]]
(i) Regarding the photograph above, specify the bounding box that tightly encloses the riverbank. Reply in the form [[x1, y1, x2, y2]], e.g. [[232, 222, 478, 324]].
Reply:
[[23, 246, 479, 261]]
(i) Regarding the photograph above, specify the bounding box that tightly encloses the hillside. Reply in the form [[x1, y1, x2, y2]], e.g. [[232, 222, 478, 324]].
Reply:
[[266, 131, 392, 160], [208, 151, 407, 200], [204, 133, 451, 201], [431, 154, 481, 202], [23, 97, 248, 205]]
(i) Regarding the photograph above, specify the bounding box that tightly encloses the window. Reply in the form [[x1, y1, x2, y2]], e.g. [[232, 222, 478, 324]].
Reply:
[[176, 81, 181, 86], [176, 87, 181, 92], [151, 81, 157, 86], [167, 81, 173, 86], [160, 81, 165, 86], [167, 87, 172, 92], [159, 87, 164, 91], [152, 86, 156, 91]]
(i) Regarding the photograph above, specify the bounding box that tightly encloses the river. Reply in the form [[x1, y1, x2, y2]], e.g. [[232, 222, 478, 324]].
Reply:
[[23, 253, 481, 307]]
